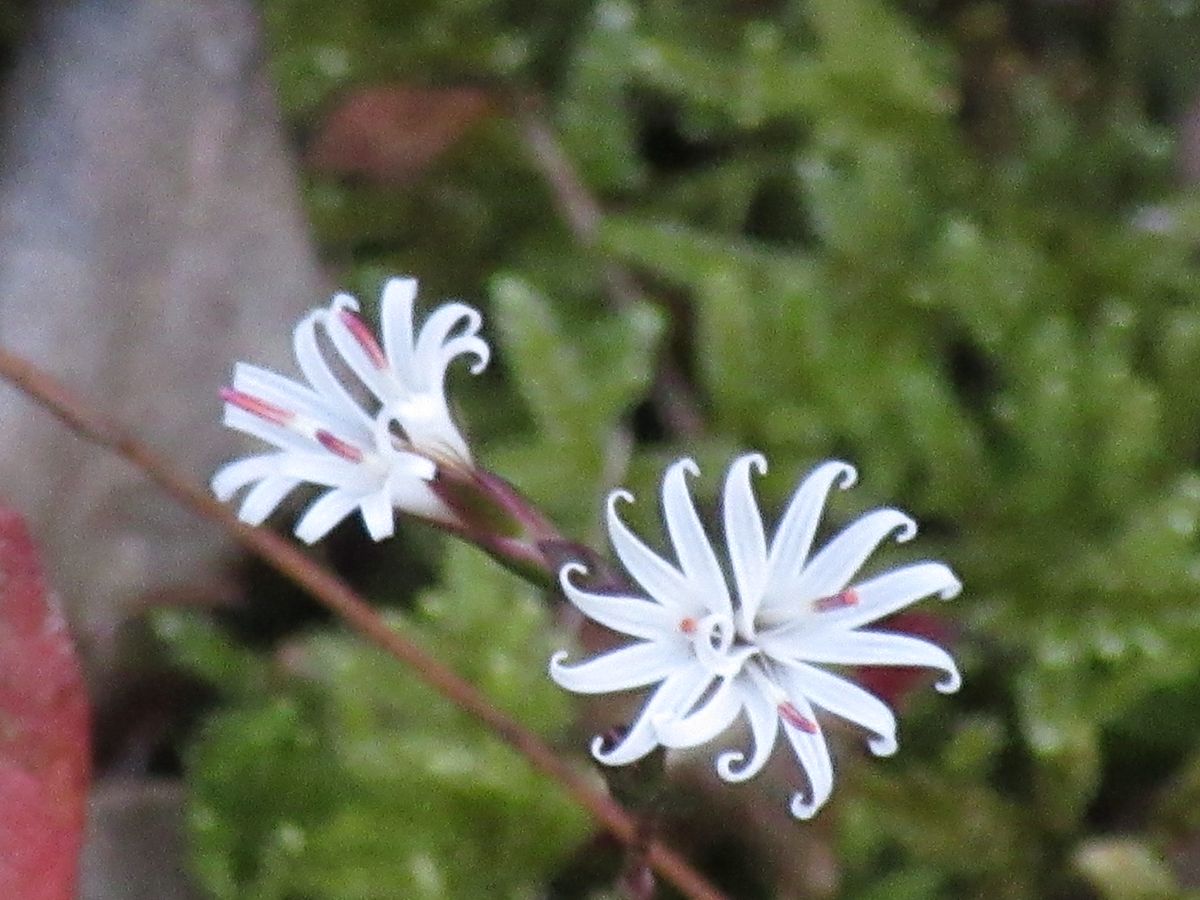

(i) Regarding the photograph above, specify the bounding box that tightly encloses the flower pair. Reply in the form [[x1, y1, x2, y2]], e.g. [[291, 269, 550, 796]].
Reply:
[[214, 279, 961, 819]]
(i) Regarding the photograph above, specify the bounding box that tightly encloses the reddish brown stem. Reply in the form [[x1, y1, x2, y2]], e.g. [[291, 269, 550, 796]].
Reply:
[[620, 811, 660, 900], [0, 348, 729, 900]]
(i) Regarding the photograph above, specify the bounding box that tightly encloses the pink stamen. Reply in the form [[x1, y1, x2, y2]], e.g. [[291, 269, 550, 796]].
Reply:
[[339, 309, 388, 370], [813, 588, 859, 613], [221, 387, 293, 426], [679, 617, 698, 635], [779, 702, 818, 734], [316, 429, 365, 462]]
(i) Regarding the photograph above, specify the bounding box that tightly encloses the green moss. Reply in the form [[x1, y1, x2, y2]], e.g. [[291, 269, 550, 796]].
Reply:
[[163, 546, 587, 899], [175, 0, 1200, 894]]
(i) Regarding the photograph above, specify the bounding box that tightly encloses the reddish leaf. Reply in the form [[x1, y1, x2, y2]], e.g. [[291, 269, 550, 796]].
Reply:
[[307, 84, 494, 183], [0, 509, 90, 900]]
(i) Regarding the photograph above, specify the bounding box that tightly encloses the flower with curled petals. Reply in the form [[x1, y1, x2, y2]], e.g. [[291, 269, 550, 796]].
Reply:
[[549, 454, 961, 819], [212, 277, 488, 544]]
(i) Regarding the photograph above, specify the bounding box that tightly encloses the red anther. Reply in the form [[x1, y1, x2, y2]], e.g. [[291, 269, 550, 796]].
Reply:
[[778, 702, 818, 734], [339, 309, 388, 369], [220, 388, 293, 426], [679, 617, 698, 635], [316, 429, 365, 462], [813, 588, 859, 613]]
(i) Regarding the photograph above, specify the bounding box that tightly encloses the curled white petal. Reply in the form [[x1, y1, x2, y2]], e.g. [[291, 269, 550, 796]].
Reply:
[[783, 661, 898, 757], [790, 508, 918, 601], [559, 563, 679, 641], [239, 476, 302, 526], [689, 616, 756, 677], [814, 562, 962, 633], [223, 406, 312, 454], [232, 362, 348, 432], [606, 490, 691, 612], [777, 693, 834, 820], [661, 459, 731, 617], [653, 677, 742, 749], [292, 307, 372, 431], [323, 295, 392, 400], [360, 490, 396, 541], [715, 676, 780, 782], [590, 665, 714, 766], [767, 461, 857, 581], [413, 302, 488, 378], [278, 453, 377, 490], [549, 643, 689, 694], [723, 453, 769, 628], [784, 629, 962, 694], [549, 455, 961, 821], [212, 455, 282, 501], [213, 277, 483, 542], [386, 474, 455, 524], [380, 277, 418, 381]]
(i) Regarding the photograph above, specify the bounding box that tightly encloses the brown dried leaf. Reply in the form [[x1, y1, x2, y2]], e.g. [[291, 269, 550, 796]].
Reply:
[[307, 84, 495, 183]]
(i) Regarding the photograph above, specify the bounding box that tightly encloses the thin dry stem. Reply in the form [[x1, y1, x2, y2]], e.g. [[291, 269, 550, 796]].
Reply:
[[620, 810, 660, 900], [0, 348, 729, 900], [513, 97, 705, 438]]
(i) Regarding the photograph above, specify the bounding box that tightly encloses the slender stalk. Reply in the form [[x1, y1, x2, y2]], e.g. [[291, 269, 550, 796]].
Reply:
[[0, 348, 730, 900], [512, 96, 705, 439], [619, 811, 659, 900], [432, 463, 632, 597]]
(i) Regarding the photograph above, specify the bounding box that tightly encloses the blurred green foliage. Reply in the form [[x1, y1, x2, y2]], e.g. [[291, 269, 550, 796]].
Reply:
[[159, 546, 587, 898], [164, 0, 1200, 896]]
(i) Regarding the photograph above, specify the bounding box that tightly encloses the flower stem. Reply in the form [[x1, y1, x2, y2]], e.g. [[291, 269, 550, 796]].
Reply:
[[433, 462, 630, 594], [0, 347, 730, 900]]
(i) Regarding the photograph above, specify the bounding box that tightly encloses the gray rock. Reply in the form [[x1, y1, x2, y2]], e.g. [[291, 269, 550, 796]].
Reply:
[[81, 779, 203, 900], [0, 0, 323, 686]]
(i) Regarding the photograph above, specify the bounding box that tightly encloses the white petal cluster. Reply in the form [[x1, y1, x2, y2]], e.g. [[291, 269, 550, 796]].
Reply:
[[212, 277, 488, 543], [550, 454, 961, 819]]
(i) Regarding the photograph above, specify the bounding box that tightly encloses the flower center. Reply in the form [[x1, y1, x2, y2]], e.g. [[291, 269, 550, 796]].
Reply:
[[681, 613, 756, 678]]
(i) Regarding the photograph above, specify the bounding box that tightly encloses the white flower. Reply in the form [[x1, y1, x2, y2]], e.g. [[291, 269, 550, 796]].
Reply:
[[212, 277, 488, 543], [550, 454, 961, 819]]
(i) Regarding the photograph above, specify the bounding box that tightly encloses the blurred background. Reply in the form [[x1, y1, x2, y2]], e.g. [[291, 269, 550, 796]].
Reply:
[[3, 0, 1200, 897]]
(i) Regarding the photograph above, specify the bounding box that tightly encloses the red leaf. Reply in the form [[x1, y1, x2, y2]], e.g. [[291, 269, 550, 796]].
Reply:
[[0, 510, 90, 900]]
